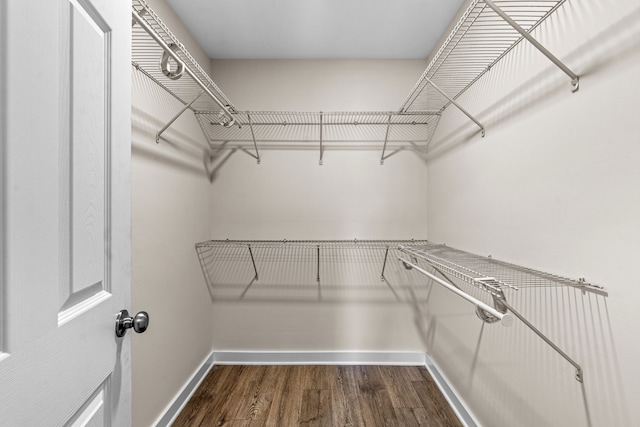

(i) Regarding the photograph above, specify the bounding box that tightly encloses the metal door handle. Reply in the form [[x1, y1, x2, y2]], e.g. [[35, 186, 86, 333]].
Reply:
[[115, 309, 149, 337]]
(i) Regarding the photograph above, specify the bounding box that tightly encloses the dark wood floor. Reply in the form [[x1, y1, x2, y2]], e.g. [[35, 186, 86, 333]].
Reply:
[[173, 365, 462, 427]]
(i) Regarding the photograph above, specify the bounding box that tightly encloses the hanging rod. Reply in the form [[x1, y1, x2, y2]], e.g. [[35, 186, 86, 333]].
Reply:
[[132, 0, 577, 165], [399, 243, 600, 382], [399, 257, 513, 325], [131, 8, 237, 127]]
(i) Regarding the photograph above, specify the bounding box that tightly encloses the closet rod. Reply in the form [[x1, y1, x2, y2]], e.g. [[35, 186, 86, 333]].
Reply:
[[484, 0, 579, 92], [399, 257, 513, 326], [131, 9, 237, 125]]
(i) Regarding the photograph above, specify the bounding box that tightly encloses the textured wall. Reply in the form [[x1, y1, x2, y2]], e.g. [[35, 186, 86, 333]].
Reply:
[[425, 1, 640, 425], [131, 1, 215, 426], [206, 59, 430, 354]]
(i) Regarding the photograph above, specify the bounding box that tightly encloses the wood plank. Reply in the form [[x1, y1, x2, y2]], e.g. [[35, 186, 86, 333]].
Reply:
[[199, 366, 262, 426], [299, 389, 332, 426], [377, 365, 423, 408], [354, 366, 400, 426], [395, 407, 426, 427], [267, 365, 305, 426], [263, 366, 294, 425], [235, 366, 276, 421], [172, 365, 233, 427], [331, 366, 357, 426], [303, 365, 333, 390], [401, 365, 432, 382], [175, 365, 461, 427], [413, 380, 463, 427]]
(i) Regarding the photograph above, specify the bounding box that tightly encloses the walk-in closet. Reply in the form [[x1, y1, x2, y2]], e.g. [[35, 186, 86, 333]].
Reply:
[[1, 0, 638, 426]]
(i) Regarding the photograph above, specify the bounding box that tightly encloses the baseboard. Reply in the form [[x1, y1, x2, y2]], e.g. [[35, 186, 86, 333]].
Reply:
[[153, 351, 215, 427], [213, 350, 426, 365], [424, 353, 479, 427]]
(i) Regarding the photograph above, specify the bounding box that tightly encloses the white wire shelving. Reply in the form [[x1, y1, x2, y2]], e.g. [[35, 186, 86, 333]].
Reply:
[[196, 239, 607, 382], [400, 0, 578, 136], [195, 240, 432, 303], [132, 0, 579, 164], [398, 243, 607, 383]]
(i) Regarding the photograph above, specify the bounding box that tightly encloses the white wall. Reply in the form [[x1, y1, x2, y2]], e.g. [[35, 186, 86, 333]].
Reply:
[[207, 59, 430, 352], [425, 1, 640, 426], [131, 1, 214, 426]]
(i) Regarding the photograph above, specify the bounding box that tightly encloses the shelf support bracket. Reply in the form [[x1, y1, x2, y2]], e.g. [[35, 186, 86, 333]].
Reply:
[[500, 299, 584, 383], [319, 112, 324, 166], [484, 0, 579, 92], [316, 245, 321, 282], [156, 90, 204, 143], [423, 77, 485, 137], [247, 115, 261, 164], [380, 115, 392, 165], [247, 244, 259, 281], [380, 247, 389, 280]]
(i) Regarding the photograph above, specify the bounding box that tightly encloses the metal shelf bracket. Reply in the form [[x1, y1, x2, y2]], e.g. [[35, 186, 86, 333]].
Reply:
[[319, 112, 324, 166], [399, 244, 591, 383], [380, 115, 392, 165], [484, 0, 579, 92], [156, 90, 204, 143], [424, 77, 485, 137], [247, 115, 261, 164]]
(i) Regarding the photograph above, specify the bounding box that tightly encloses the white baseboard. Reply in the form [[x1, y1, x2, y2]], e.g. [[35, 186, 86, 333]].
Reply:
[[424, 353, 479, 427], [212, 350, 426, 365], [153, 351, 215, 427]]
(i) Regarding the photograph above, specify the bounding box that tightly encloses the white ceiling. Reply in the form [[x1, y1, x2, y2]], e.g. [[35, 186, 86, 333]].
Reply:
[[166, 0, 467, 59]]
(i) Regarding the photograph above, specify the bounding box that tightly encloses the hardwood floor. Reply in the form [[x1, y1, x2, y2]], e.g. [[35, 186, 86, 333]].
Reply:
[[173, 365, 462, 426]]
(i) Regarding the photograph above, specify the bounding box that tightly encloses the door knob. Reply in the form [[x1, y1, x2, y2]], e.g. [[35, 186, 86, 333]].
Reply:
[[115, 309, 149, 337]]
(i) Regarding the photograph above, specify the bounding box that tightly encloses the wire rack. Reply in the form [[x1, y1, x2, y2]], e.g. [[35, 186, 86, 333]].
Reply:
[[132, 0, 236, 117], [195, 240, 434, 302], [400, 0, 569, 113], [195, 111, 440, 163], [399, 243, 607, 297], [399, 242, 608, 383], [196, 239, 606, 381], [132, 0, 576, 161]]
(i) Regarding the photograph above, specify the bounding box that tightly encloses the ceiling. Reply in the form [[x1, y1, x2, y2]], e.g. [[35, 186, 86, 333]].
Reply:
[[165, 0, 467, 59]]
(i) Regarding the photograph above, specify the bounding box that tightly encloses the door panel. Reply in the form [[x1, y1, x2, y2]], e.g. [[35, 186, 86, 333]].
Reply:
[[66, 380, 109, 427], [0, 0, 131, 425], [60, 0, 109, 315]]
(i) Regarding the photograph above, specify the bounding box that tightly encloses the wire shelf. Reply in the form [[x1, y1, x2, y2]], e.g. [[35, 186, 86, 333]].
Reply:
[[196, 111, 440, 147], [196, 239, 606, 381], [400, 0, 568, 113], [399, 243, 607, 297], [133, 0, 575, 160], [132, 0, 236, 114], [195, 240, 433, 302]]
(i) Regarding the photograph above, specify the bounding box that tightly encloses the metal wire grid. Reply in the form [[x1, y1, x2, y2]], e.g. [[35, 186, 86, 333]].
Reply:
[[132, 0, 236, 113], [400, 0, 567, 113], [195, 111, 440, 147], [195, 240, 433, 302], [399, 244, 607, 297]]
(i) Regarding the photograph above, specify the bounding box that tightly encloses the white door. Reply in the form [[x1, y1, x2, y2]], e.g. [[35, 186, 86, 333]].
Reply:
[[1, 0, 133, 425]]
